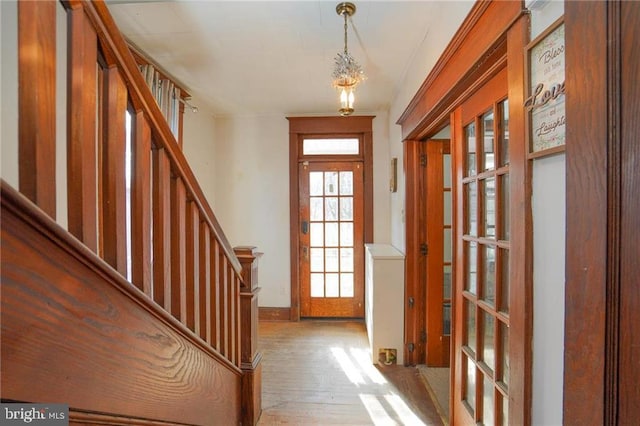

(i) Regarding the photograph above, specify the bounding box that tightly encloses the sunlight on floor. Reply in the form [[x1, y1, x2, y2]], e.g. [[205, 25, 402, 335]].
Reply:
[[359, 393, 426, 426], [331, 345, 427, 425], [331, 347, 366, 386]]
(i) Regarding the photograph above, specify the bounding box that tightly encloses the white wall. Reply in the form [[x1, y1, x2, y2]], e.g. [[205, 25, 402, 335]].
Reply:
[[182, 97, 217, 208], [528, 1, 566, 424], [388, 1, 474, 253], [1, 0, 19, 188], [212, 115, 291, 307]]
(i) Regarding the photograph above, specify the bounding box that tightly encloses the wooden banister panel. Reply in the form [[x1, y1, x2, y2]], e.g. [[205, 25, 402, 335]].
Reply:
[[101, 67, 128, 276], [1, 184, 242, 425], [18, 0, 57, 218], [131, 112, 152, 294], [171, 176, 187, 322], [153, 148, 171, 309], [211, 240, 221, 350], [83, 0, 242, 275], [199, 222, 211, 342], [67, 5, 98, 251], [235, 275, 242, 366], [220, 254, 229, 357], [186, 200, 199, 332]]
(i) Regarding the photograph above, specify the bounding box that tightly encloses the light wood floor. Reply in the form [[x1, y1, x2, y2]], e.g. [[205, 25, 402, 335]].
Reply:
[[257, 320, 443, 425]]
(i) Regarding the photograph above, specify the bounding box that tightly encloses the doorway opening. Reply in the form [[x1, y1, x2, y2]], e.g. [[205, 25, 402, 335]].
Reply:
[[288, 116, 374, 321]]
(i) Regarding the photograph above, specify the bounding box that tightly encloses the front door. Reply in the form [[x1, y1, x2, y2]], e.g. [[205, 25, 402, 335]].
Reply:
[[452, 68, 510, 425], [299, 160, 365, 318]]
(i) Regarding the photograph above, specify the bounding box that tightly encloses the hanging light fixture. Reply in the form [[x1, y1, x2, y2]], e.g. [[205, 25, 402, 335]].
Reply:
[[332, 2, 365, 116]]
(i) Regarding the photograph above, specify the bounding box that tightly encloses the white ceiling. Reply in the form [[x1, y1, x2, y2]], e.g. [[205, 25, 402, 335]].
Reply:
[[107, 1, 461, 117]]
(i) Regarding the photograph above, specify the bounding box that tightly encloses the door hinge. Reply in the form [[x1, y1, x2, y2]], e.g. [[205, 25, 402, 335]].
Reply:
[[408, 296, 415, 308], [420, 330, 427, 343], [420, 243, 428, 256], [408, 343, 415, 353], [420, 154, 427, 167]]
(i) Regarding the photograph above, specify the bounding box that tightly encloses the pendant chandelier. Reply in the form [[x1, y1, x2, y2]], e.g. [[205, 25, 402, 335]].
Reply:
[[332, 2, 366, 116]]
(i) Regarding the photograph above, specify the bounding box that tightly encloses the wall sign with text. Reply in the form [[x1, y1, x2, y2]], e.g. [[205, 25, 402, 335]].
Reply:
[[525, 17, 565, 157]]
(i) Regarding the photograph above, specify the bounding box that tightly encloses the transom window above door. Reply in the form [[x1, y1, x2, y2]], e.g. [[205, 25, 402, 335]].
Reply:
[[302, 138, 360, 156]]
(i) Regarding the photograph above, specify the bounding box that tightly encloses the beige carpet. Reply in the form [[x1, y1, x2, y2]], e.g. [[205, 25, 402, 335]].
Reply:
[[417, 365, 450, 425]]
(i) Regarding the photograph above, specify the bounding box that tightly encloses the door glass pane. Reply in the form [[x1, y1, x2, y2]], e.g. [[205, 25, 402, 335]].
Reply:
[[466, 122, 477, 176], [484, 246, 496, 306], [339, 171, 353, 195], [465, 356, 476, 413], [444, 191, 452, 226], [483, 110, 495, 170], [483, 375, 495, 426], [310, 223, 323, 247], [466, 299, 476, 355], [502, 393, 509, 426], [444, 265, 452, 299], [500, 249, 509, 314], [483, 311, 495, 372], [467, 241, 478, 294], [325, 223, 339, 246], [466, 181, 478, 236], [443, 154, 452, 188], [310, 197, 324, 221], [500, 321, 510, 388], [326, 273, 339, 297], [443, 303, 451, 335], [325, 197, 338, 221], [310, 172, 323, 196], [340, 223, 353, 246], [325, 248, 339, 272], [500, 100, 509, 166], [303, 138, 359, 155], [311, 273, 324, 297], [483, 178, 496, 238], [340, 197, 353, 220], [340, 248, 354, 272], [310, 248, 324, 272], [341, 273, 354, 297], [500, 174, 510, 240], [325, 172, 338, 195], [444, 228, 452, 263]]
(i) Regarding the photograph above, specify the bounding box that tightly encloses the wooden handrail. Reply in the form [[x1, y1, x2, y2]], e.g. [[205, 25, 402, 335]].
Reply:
[[76, 0, 241, 274]]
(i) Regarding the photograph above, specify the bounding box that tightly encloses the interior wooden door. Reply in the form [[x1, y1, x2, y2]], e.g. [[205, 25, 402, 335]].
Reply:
[[425, 140, 452, 367], [452, 68, 510, 425], [299, 161, 364, 318]]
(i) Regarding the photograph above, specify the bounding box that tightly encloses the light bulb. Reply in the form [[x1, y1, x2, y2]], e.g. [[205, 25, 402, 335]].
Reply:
[[348, 90, 355, 108], [340, 88, 348, 108]]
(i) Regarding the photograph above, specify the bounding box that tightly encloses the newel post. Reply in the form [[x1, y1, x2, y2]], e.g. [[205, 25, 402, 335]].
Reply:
[[234, 246, 263, 426]]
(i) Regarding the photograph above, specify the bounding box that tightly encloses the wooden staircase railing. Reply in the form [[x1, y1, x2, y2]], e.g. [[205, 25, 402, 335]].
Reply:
[[1, 0, 260, 424]]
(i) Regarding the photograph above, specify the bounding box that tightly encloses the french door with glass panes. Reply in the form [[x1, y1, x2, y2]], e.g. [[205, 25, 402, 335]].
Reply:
[[452, 69, 510, 425], [299, 161, 364, 318]]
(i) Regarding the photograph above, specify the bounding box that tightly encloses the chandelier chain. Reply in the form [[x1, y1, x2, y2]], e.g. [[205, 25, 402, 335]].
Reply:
[[343, 13, 348, 54]]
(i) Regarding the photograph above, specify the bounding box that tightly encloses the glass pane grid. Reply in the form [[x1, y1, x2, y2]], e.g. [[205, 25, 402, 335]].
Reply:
[[308, 170, 356, 300]]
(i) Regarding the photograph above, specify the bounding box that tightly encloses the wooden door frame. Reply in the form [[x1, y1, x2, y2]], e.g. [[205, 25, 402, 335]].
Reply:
[[564, 1, 640, 423], [287, 116, 374, 322], [398, 1, 530, 424]]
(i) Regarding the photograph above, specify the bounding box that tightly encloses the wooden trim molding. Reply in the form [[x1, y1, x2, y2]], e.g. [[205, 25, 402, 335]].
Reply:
[[287, 116, 374, 321], [259, 307, 292, 322], [396, 0, 525, 141], [563, 1, 640, 423]]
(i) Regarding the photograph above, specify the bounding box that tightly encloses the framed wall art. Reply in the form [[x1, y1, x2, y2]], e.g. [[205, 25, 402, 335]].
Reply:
[[525, 17, 566, 158]]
